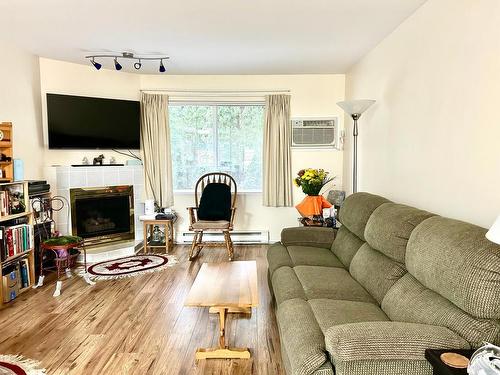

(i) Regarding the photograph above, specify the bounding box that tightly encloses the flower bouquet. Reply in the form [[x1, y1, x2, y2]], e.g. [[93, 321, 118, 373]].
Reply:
[[294, 168, 333, 217]]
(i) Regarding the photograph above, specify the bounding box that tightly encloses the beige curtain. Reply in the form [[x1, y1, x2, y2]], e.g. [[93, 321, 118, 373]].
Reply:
[[263, 94, 293, 207], [140, 93, 174, 208]]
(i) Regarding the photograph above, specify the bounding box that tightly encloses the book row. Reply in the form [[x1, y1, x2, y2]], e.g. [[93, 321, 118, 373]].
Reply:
[[0, 224, 34, 261]]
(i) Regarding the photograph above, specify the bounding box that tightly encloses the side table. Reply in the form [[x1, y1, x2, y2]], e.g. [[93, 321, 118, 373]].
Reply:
[[140, 218, 174, 254], [425, 349, 474, 375]]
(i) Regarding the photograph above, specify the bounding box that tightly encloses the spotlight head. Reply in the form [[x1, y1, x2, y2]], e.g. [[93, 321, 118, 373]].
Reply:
[[134, 60, 142, 70], [90, 58, 102, 70], [114, 58, 122, 71], [159, 59, 166, 73]]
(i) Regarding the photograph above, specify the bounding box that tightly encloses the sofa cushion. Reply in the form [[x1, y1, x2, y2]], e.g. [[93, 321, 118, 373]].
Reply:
[[294, 266, 376, 303], [267, 242, 344, 278], [326, 322, 470, 375], [330, 225, 365, 268], [406, 216, 500, 319], [382, 273, 500, 347], [349, 244, 407, 304], [308, 299, 389, 333], [277, 298, 329, 375], [364, 203, 435, 263], [271, 266, 306, 305], [267, 243, 293, 275], [338, 193, 390, 241], [288, 246, 344, 269]]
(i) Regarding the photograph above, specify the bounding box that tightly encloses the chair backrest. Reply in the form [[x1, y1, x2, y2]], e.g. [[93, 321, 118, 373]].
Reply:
[[194, 172, 237, 208]]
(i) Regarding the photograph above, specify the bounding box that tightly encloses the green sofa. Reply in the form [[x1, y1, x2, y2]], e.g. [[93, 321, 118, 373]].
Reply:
[[267, 192, 500, 375]]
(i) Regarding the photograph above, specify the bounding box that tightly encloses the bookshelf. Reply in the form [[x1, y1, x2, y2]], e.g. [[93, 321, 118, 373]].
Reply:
[[0, 181, 35, 307], [0, 122, 13, 183]]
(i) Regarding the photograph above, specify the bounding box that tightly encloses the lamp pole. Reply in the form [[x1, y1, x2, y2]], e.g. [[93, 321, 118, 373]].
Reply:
[[352, 113, 360, 194], [336, 99, 376, 195]]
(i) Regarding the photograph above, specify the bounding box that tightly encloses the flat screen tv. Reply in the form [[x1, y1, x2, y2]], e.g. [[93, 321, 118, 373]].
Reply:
[[47, 93, 140, 149]]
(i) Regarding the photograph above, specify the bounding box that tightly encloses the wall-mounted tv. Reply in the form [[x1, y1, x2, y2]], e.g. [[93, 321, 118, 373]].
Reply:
[[47, 93, 140, 149]]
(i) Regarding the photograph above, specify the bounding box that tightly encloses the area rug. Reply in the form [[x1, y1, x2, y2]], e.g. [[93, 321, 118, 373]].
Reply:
[[84, 254, 178, 281], [0, 355, 46, 375]]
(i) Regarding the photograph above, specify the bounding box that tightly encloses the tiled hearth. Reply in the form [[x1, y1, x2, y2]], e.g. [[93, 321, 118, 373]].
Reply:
[[49, 165, 145, 244]]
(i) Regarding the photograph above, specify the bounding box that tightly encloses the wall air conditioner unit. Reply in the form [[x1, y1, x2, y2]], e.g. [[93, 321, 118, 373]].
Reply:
[[291, 117, 339, 149]]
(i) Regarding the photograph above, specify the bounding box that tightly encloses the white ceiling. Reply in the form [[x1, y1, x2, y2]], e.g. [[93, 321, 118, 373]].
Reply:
[[0, 0, 427, 74]]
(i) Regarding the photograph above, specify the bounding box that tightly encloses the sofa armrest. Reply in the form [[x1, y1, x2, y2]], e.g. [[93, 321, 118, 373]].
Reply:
[[325, 321, 470, 364], [281, 227, 336, 249]]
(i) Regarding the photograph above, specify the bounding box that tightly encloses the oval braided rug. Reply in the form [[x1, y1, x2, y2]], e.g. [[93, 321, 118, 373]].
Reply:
[[86, 254, 178, 281], [0, 355, 46, 375]]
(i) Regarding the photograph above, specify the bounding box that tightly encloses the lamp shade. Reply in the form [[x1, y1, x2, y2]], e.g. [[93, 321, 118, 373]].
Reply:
[[486, 215, 500, 245], [337, 99, 376, 116]]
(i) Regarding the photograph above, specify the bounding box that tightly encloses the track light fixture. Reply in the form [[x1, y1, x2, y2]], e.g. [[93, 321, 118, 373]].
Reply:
[[85, 52, 169, 73], [114, 58, 122, 71], [91, 58, 102, 70]]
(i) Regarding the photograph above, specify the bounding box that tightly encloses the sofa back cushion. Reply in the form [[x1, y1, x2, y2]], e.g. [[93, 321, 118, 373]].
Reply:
[[346, 202, 433, 304], [406, 216, 500, 320], [349, 243, 407, 304], [364, 203, 435, 263], [382, 273, 500, 347], [338, 193, 390, 241], [331, 193, 390, 269], [331, 226, 365, 268]]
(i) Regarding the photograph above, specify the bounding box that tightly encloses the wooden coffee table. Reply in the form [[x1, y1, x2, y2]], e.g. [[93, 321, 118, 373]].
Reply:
[[185, 260, 258, 359]]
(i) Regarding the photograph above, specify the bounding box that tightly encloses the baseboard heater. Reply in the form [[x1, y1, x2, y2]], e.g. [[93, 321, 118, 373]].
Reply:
[[177, 230, 269, 244]]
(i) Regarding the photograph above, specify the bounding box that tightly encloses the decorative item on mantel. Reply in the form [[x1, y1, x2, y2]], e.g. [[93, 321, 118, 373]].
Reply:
[[93, 154, 105, 165], [294, 168, 333, 220]]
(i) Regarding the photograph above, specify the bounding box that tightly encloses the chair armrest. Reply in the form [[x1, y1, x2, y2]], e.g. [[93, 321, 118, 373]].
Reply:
[[325, 321, 470, 364], [281, 227, 336, 249], [187, 207, 198, 226]]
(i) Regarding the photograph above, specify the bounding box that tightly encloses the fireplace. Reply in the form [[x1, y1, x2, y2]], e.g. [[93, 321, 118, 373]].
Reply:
[[70, 186, 135, 246]]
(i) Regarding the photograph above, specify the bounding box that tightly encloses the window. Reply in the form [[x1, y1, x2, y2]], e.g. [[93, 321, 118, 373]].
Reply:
[[169, 103, 264, 191]]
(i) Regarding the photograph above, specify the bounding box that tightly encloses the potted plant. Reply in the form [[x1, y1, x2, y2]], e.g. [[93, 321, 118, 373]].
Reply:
[[294, 168, 333, 217]]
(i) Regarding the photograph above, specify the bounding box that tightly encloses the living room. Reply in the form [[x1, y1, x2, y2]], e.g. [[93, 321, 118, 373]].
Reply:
[[0, 0, 499, 374]]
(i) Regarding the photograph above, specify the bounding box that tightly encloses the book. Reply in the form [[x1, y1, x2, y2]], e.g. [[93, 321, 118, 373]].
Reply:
[[20, 259, 29, 289], [1, 224, 33, 260]]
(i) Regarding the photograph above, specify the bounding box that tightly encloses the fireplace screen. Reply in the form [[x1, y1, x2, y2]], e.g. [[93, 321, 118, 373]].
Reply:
[[70, 186, 134, 245]]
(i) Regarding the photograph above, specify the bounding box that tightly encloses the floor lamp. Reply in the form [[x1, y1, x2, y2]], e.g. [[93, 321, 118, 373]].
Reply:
[[337, 100, 376, 193]]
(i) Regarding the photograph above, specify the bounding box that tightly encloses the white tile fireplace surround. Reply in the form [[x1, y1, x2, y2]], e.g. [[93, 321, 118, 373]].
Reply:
[[48, 165, 145, 261]]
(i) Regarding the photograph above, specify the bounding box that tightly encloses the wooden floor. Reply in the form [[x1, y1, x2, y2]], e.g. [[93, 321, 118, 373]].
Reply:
[[0, 245, 285, 375]]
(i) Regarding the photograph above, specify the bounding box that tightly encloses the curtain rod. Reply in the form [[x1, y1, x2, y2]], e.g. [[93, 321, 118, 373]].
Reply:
[[140, 88, 291, 94]]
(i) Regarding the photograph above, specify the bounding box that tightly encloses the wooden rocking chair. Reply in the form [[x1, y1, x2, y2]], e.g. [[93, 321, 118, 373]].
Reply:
[[187, 172, 237, 261]]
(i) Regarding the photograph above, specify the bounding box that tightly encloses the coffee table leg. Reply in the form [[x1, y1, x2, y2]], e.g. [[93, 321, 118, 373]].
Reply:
[[195, 307, 251, 360], [209, 306, 251, 315], [218, 307, 226, 348]]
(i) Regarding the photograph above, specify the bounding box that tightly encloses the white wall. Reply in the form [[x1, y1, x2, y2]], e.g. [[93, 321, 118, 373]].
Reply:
[[39, 58, 346, 240], [345, 0, 500, 228], [0, 42, 44, 179]]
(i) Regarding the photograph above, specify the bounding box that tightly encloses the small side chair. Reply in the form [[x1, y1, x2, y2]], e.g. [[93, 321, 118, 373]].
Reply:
[[187, 172, 237, 261]]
